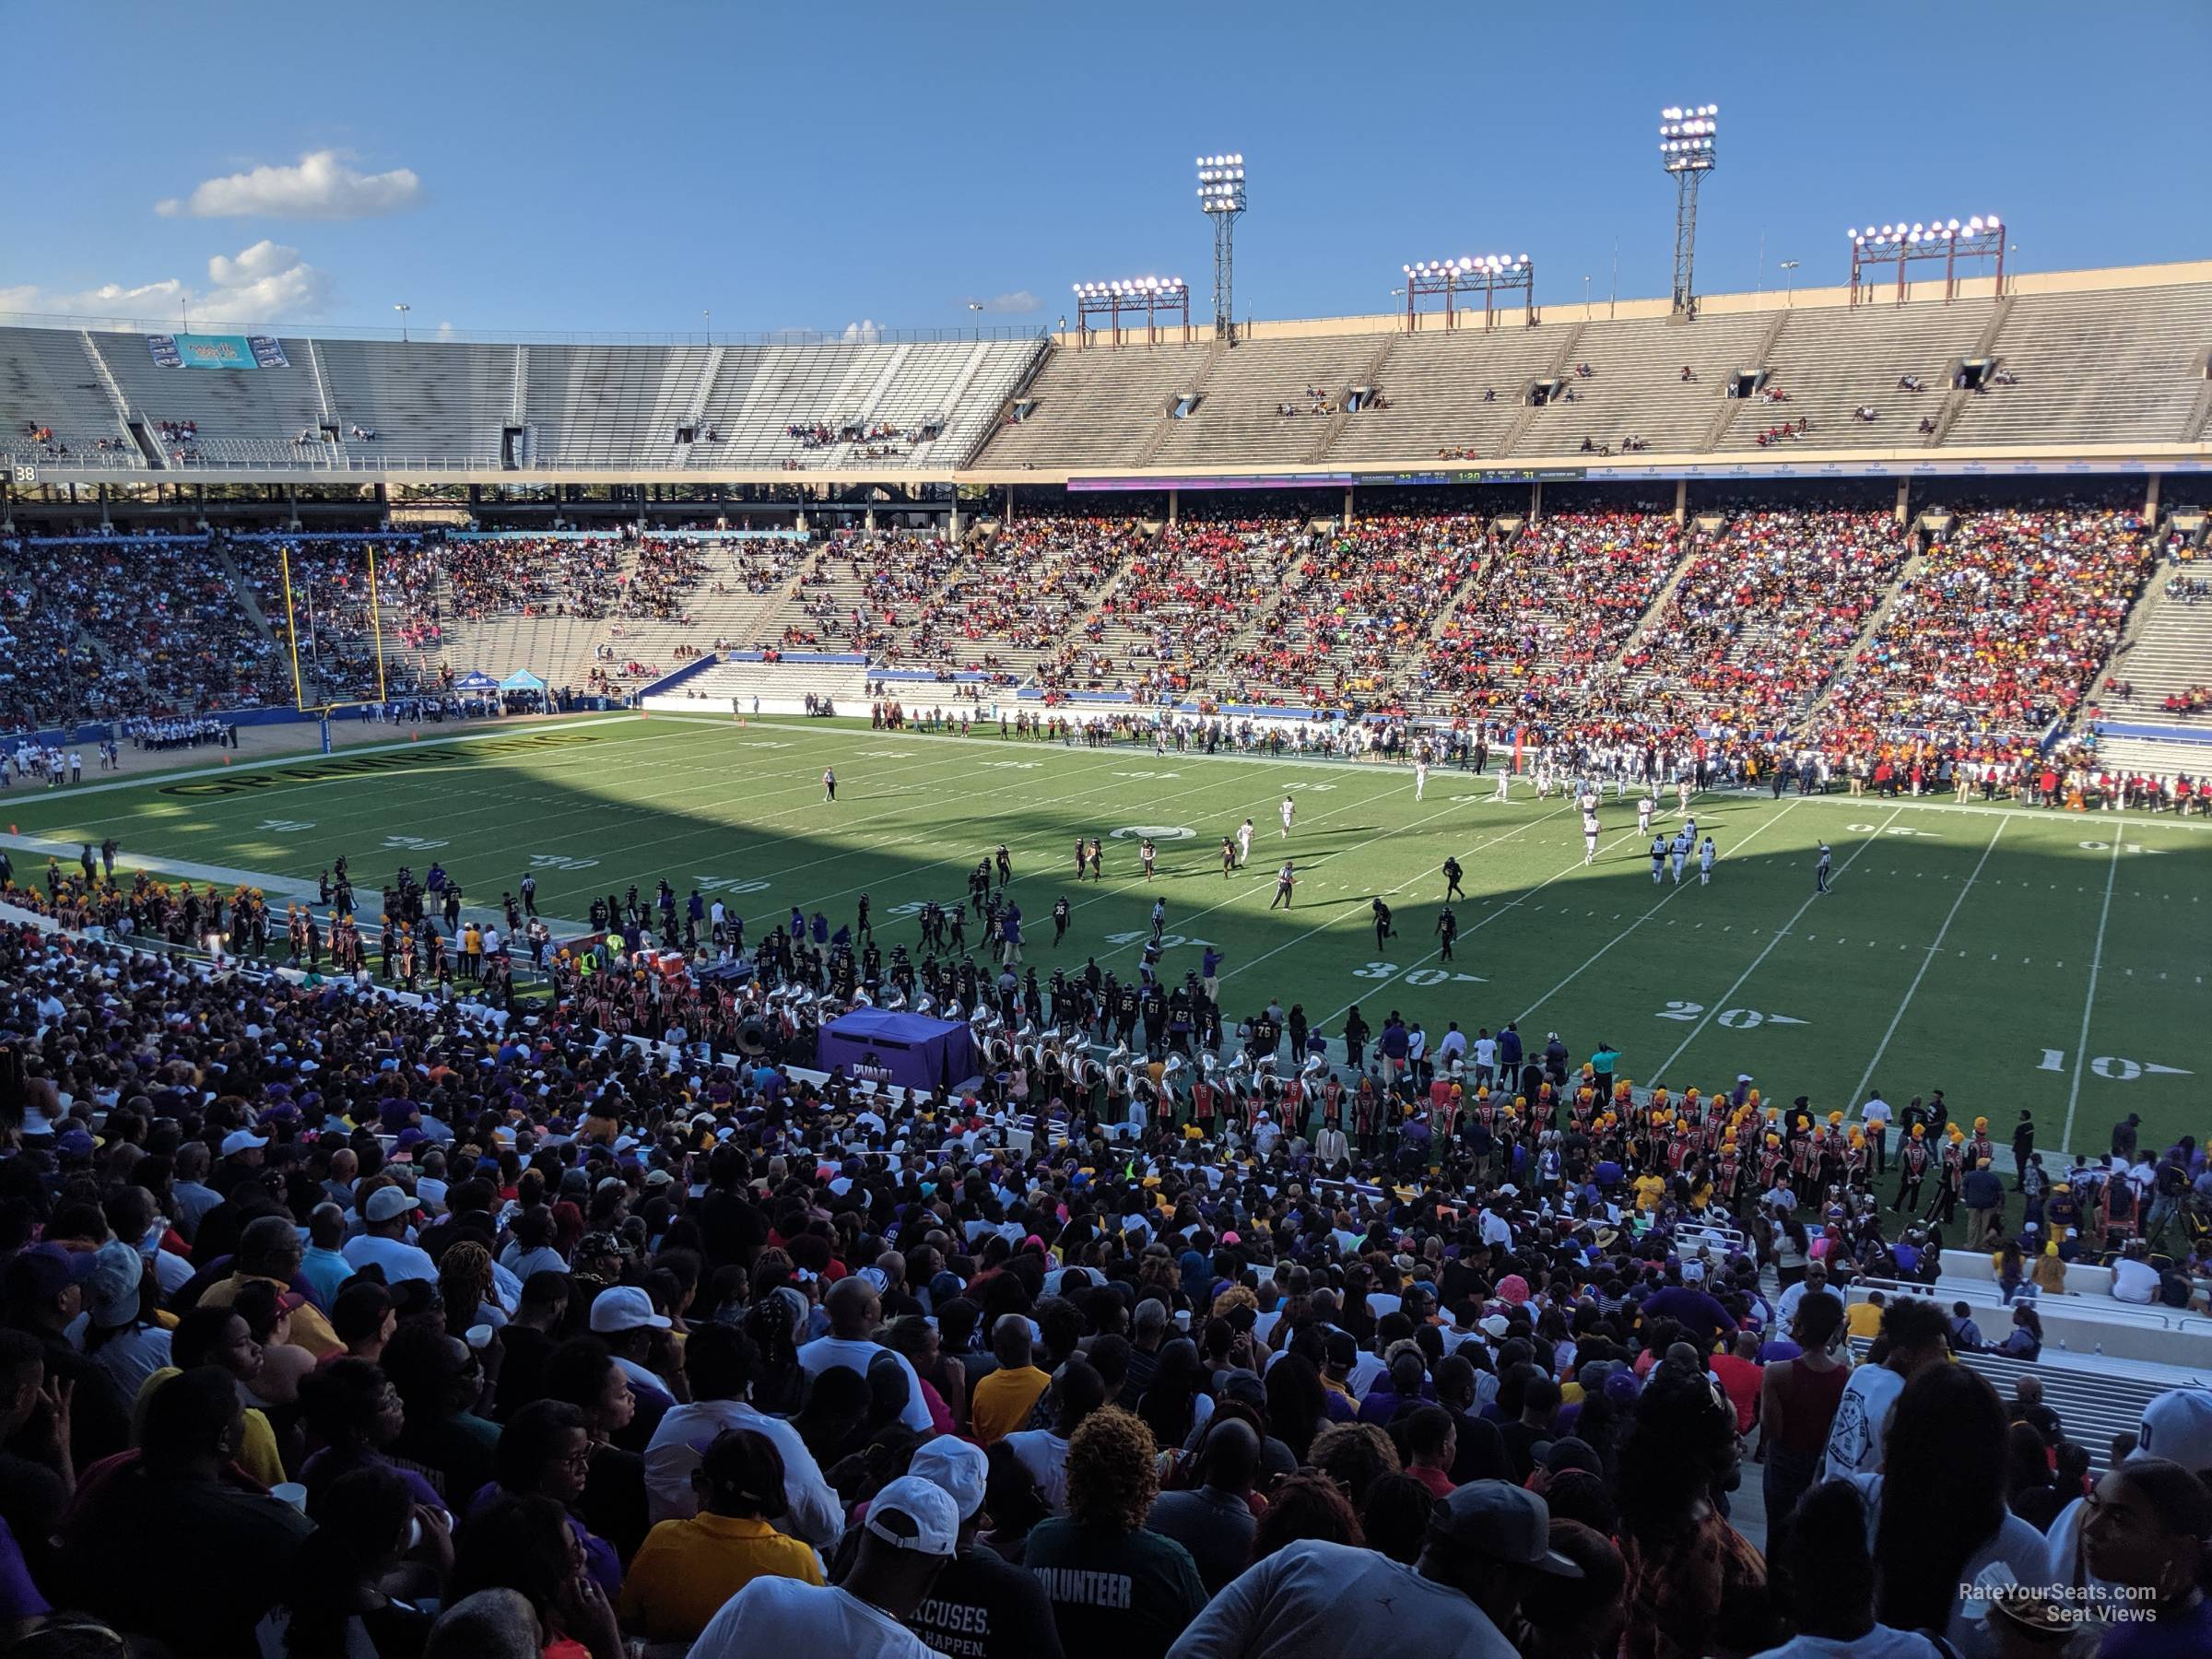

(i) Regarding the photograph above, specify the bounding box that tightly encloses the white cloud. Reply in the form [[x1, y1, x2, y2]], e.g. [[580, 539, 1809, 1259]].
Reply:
[[978, 290, 1040, 315], [841, 318, 883, 344], [0, 241, 335, 324], [156, 149, 420, 220]]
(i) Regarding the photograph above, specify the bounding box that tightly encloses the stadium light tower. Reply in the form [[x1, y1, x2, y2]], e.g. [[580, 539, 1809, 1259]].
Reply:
[[1070, 277, 1191, 349], [1847, 216, 2006, 306], [1400, 255, 1534, 333], [1657, 104, 1718, 317], [1196, 154, 1246, 342]]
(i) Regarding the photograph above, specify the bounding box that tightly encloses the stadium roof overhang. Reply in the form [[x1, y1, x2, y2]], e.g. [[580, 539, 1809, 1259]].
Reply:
[[16, 439, 2208, 494]]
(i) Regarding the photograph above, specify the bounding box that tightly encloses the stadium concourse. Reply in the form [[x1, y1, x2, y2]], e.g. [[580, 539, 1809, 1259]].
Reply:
[[6, 275, 2212, 1659]]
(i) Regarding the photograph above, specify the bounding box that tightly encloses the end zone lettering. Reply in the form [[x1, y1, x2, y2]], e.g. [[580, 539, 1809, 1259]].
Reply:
[[159, 729, 602, 798]]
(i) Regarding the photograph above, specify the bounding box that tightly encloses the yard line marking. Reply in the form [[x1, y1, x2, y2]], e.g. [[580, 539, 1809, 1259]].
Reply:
[[1651, 806, 1904, 1083], [1846, 817, 2006, 1110], [1513, 800, 1803, 1025], [1226, 803, 1583, 997], [2062, 828, 2125, 1158]]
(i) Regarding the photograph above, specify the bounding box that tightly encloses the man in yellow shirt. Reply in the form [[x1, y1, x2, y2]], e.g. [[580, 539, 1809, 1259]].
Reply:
[[196, 1217, 342, 1360], [968, 1316, 1051, 1446], [1845, 1288, 1887, 1342], [618, 1428, 823, 1645]]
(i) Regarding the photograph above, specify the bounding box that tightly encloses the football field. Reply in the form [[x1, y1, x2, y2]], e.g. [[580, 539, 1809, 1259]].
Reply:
[[9, 711, 2208, 1163]]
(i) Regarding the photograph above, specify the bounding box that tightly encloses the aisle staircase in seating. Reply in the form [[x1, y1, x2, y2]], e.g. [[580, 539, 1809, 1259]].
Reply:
[[1127, 339, 1229, 470], [1800, 544, 1926, 728], [81, 332, 159, 467], [1928, 296, 2015, 446], [1494, 323, 1586, 456], [1698, 311, 1793, 452], [1307, 333, 1403, 465], [1601, 530, 1708, 672]]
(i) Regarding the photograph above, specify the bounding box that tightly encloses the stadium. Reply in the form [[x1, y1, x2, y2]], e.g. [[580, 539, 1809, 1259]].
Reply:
[[4, 11, 2211, 1656]]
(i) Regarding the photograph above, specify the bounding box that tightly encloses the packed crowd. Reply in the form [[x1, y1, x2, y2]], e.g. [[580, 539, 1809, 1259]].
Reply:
[[916, 518, 1149, 689], [1223, 517, 1483, 710], [1820, 505, 2154, 753], [1621, 510, 1912, 740], [1411, 512, 1683, 724], [1088, 522, 1309, 706], [795, 534, 962, 656], [4, 903, 2211, 1659]]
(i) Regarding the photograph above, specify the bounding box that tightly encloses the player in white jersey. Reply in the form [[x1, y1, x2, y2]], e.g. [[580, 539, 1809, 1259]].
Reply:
[[1650, 835, 1667, 883], [1576, 786, 1598, 817], [1582, 808, 1601, 865], [1670, 827, 1692, 884], [1237, 818, 1253, 865], [1637, 792, 1654, 835], [1493, 765, 1511, 803], [1683, 814, 1698, 846], [1699, 835, 1716, 885], [1414, 759, 1429, 801], [1676, 775, 1692, 814], [1279, 795, 1295, 836]]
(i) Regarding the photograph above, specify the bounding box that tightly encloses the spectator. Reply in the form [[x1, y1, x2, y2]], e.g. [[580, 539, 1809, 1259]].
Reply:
[[1819, 1296, 1950, 1482], [1147, 1416, 1262, 1593], [1024, 1406, 1206, 1659], [618, 1428, 823, 1646], [1166, 1480, 1580, 1659]]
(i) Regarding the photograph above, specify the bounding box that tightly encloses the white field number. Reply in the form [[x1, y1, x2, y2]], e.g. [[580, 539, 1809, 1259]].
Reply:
[[528, 853, 599, 870], [2035, 1049, 2191, 1080], [1104, 931, 1218, 950], [1846, 822, 1936, 837], [694, 876, 771, 895], [1656, 1002, 1808, 1028], [1115, 771, 1181, 780], [1349, 962, 1486, 985], [382, 834, 448, 851]]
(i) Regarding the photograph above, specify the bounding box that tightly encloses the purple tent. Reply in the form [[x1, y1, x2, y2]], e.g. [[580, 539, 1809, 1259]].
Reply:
[[817, 1008, 979, 1095]]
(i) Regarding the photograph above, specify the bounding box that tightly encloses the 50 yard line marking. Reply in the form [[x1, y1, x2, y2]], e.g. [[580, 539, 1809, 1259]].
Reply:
[[1652, 805, 1905, 1084], [2061, 827, 2124, 1157], [1846, 815, 2006, 1109]]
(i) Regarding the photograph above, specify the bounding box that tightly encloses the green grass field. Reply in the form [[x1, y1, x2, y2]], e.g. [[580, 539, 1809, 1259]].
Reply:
[[9, 711, 2209, 1163]]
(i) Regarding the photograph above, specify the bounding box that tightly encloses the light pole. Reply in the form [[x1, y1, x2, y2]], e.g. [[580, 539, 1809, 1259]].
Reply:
[[1196, 153, 1247, 342], [1583, 274, 1592, 319], [703, 308, 711, 344], [967, 300, 983, 342], [394, 302, 411, 343], [1658, 103, 1719, 316], [1779, 260, 1799, 305], [1846, 217, 2004, 305], [1401, 256, 1533, 333]]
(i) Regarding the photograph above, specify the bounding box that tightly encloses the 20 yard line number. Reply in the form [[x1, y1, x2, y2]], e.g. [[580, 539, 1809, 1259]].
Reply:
[[1656, 1002, 1808, 1030]]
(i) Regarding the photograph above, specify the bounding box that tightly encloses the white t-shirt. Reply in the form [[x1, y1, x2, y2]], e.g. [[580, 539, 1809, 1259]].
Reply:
[[687, 1577, 936, 1659], [2111, 1257, 2160, 1303], [1818, 1364, 1906, 1481], [1754, 1629, 1939, 1659], [1861, 1097, 1892, 1133], [1473, 1038, 1498, 1069], [1003, 1428, 1073, 1513], [340, 1234, 437, 1284], [642, 1397, 841, 1543], [795, 1335, 933, 1433], [1843, 1473, 2049, 1654]]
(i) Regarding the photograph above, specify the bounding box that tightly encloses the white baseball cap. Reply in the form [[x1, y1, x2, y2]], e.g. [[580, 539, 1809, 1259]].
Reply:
[[2132, 1388, 2212, 1474], [588, 1285, 672, 1335], [221, 1130, 268, 1156], [907, 1435, 988, 1521], [364, 1186, 416, 1224], [865, 1475, 960, 1557]]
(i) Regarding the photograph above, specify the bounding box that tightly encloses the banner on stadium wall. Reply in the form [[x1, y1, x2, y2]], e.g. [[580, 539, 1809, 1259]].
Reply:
[[145, 333, 289, 370]]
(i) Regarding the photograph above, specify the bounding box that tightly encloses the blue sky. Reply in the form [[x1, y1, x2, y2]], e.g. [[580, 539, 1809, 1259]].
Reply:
[[5, 2, 2207, 337]]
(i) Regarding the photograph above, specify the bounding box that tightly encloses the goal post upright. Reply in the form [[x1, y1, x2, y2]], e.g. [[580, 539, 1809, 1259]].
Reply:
[[279, 543, 309, 714]]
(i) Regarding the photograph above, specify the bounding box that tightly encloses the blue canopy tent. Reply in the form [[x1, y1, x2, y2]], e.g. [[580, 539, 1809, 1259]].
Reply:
[[817, 1008, 979, 1095], [499, 668, 550, 711], [453, 670, 500, 691]]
